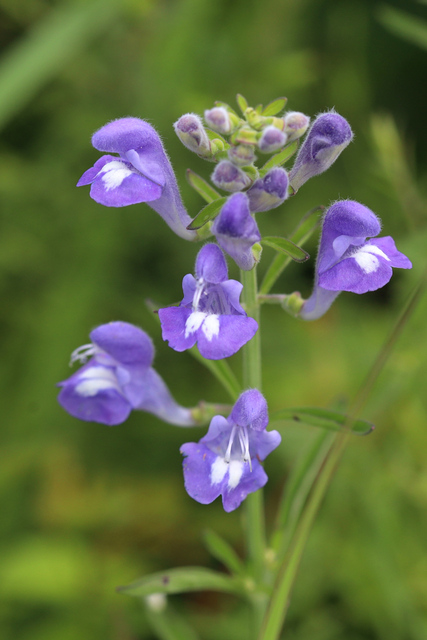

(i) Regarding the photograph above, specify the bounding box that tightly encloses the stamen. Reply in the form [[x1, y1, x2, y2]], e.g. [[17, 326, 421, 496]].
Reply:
[[224, 425, 236, 463], [192, 278, 205, 312], [69, 343, 100, 366], [238, 427, 252, 471]]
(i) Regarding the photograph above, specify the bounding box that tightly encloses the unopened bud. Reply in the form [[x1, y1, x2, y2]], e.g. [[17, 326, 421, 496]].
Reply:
[[258, 126, 288, 153], [205, 107, 235, 135], [228, 144, 256, 166], [211, 160, 252, 192], [174, 113, 211, 157], [212, 193, 261, 270], [289, 111, 354, 191], [283, 112, 310, 141], [247, 168, 289, 213]]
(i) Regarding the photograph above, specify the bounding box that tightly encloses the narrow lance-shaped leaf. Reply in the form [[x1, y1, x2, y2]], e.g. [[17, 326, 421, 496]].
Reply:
[[270, 407, 375, 436], [186, 169, 222, 204], [259, 140, 299, 177], [262, 97, 287, 117], [117, 566, 245, 598], [187, 197, 228, 231], [261, 237, 309, 263], [203, 530, 246, 577]]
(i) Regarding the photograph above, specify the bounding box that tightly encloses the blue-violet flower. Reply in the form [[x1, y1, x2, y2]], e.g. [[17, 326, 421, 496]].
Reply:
[[300, 200, 412, 320], [289, 111, 353, 191], [247, 167, 289, 213], [212, 193, 261, 270], [58, 321, 195, 426], [77, 118, 196, 240], [158, 244, 258, 359], [181, 389, 281, 512]]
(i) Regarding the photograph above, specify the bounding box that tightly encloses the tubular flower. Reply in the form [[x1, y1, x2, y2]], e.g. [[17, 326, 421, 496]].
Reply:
[[300, 200, 412, 320], [246, 167, 289, 213], [158, 244, 258, 359], [289, 111, 353, 191], [180, 389, 281, 512], [58, 322, 195, 426], [212, 193, 261, 271], [77, 118, 196, 240]]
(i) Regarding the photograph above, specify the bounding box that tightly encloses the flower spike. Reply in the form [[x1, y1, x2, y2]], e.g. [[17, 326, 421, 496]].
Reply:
[[158, 244, 258, 359], [180, 389, 281, 512], [300, 200, 412, 320], [58, 321, 195, 426], [77, 118, 196, 241]]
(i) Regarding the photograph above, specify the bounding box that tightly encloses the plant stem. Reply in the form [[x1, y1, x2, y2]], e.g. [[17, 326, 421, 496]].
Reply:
[[240, 267, 266, 626]]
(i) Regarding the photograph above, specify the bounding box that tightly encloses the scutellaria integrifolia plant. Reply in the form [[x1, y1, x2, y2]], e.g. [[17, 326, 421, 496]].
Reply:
[[64, 94, 412, 640]]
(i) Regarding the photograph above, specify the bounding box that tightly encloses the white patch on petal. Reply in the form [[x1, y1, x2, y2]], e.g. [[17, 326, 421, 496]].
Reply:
[[99, 161, 133, 191], [75, 366, 121, 397], [353, 244, 390, 274], [210, 456, 228, 485], [228, 460, 244, 489], [201, 314, 220, 341], [185, 311, 206, 338]]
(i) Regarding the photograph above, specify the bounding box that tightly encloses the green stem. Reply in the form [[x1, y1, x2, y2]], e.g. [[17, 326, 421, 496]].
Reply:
[[240, 267, 266, 627]]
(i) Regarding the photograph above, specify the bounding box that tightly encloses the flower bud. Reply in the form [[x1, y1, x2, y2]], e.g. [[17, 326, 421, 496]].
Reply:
[[174, 113, 211, 157], [289, 111, 354, 191], [204, 107, 233, 134], [247, 167, 289, 213], [283, 111, 310, 141], [211, 160, 252, 192], [228, 144, 256, 166], [258, 125, 288, 153]]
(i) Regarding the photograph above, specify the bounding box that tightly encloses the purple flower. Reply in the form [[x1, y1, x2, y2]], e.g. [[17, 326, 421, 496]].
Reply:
[[283, 111, 310, 142], [300, 200, 412, 320], [77, 118, 196, 240], [246, 167, 289, 213], [211, 160, 252, 192], [289, 111, 353, 191], [180, 389, 281, 512], [158, 244, 258, 359], [212, 193, 261, 270], [204, 107, 232, 134], [58, 321, 195, 426]]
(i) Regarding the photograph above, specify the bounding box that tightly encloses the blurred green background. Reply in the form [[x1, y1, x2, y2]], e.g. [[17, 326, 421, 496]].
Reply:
[[1, 0, 427, 638]]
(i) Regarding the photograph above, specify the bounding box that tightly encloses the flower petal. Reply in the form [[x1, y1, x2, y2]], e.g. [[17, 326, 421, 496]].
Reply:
[[90, 321, 154, 367], [57, 376, 131, 426], [221, 459, 268, 512], [158, 306, 197, 352], [90, 166, 162, 207], [196, 315, 258, 360], [195, 244, 228, 284], [181, 443, 223, 505], [230, 389, 269, 432]]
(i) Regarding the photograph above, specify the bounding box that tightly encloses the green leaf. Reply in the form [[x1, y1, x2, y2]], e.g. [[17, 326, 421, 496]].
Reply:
[[189, 347, 241, 401], [186, 169, 222, 204], [259, 206, 323, 295], [0, 0, 120, 131], [118, 567, 244, 597], [271, 407, 375, 436], [236, 93, 248, 113], [261, 237, 309, 263], [261, 97, 287, 117], [255, 103, 263, 114], [187, 197, 228, 231], [203, 530, 246, 577], [258, 141, 299, 177]]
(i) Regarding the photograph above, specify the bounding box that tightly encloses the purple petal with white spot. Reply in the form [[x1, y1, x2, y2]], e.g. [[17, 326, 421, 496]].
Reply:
[[221, 461, 268, 512], [197, 315, 258, 360], [181, 443, 223, 505], [157, 306, 196, 352], [78, 118, 196, 240]]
